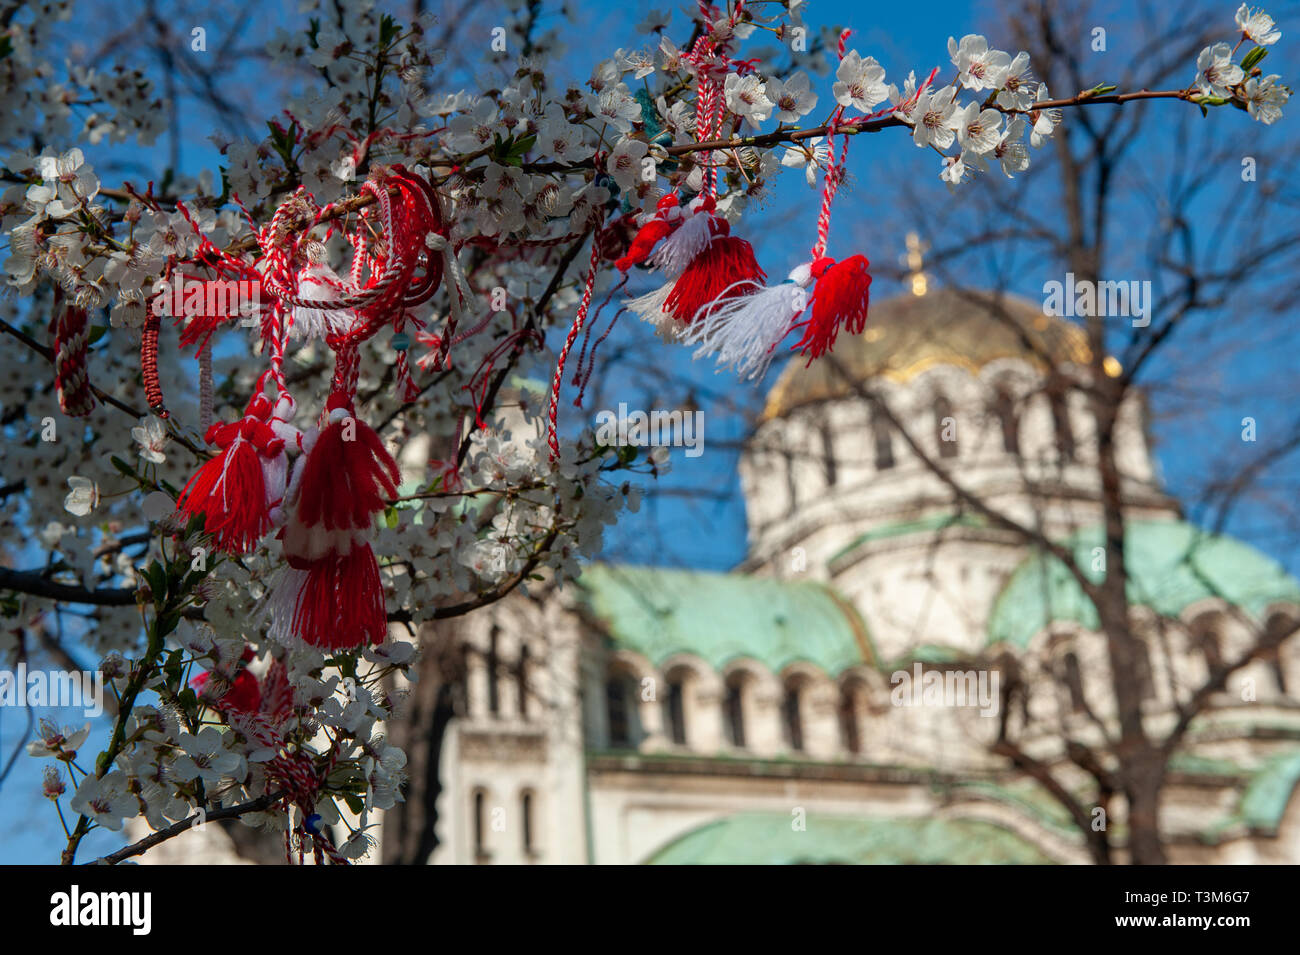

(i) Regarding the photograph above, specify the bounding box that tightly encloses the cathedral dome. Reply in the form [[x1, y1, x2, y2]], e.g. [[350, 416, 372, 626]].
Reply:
[[761, 288, 1092, 420]]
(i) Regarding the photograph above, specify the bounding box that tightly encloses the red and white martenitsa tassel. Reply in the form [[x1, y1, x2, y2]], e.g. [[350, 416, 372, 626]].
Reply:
[[681, 263, 814, 381], [623, 194, 765, 338], [267, 393, 398, 652], [791, 254, 872, 360], [782, 43, 876, 367], [176, 388, 289, 554]]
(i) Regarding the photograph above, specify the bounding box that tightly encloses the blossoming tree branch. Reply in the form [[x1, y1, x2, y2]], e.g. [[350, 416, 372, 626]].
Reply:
[[0, 0, 1287, 863]]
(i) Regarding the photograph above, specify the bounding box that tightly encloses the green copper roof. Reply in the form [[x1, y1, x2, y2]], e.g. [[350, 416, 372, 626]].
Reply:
[[988, 519, 1300, 648], [644, 812, 1057, 864], [577, 564, 875, 675], [1203, 749, 1300, 841]]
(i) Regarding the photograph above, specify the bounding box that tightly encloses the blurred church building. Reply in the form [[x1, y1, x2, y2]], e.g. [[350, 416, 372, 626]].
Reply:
[[417, 255, 1300, 866], [154, 246, 1300, 865]]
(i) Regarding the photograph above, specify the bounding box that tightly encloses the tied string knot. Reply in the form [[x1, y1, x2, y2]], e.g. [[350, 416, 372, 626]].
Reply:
[[235, 711, 349, 865]]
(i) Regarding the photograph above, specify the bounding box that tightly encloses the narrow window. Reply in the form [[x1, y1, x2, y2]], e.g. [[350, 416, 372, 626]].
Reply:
[[782, 684, 804, 752], [664, 677, 687, 746], [606, 675, 632, 747], [872, 408, 895, 470], [994, 389, 1019, 455], [784, 449, 798, 513], [820, 420, 837, 486], [839, 687, 861, 754], [473, 789, 488, 862], [1198, 622, 1224, 673], [724, 678, 746, 748], [521, 790, 535, 858], [487, 626, 500, 717], [516, 644, 530, 720]]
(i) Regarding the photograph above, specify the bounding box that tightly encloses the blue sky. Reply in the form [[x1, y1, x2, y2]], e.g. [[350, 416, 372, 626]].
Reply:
[[4, 0, 1298, 862]]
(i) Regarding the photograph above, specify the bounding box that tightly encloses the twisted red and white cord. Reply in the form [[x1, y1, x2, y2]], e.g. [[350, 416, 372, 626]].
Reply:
[[547, 218, 606, 462], [53, 302, 95, 417]]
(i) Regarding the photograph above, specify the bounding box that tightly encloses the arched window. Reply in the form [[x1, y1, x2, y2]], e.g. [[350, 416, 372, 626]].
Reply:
[[663, 675, 687, 746], [472, 789, 488, 863], [486, 626, 501, 717], [838, 683, 862, 754], [516, 644, 530, 720], [783, 448, 798, 514], [723, 674, 747, 748], [782, 681, 804, 752], [934, 395, 957, 458], [520, 789, 536, 859], [993, 389, 1019, 455], [605, 672, 636, 748], [820, 420, 837, 487], [1197, 620, 1224, 673], [872, 407, 895, 470]]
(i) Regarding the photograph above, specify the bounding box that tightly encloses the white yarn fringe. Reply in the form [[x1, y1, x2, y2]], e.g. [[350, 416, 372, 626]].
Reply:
[[625, 282, 679, 342], [647, 204, 714, 275], [291, 263, 357, 340], [681, 265, 814, 381]]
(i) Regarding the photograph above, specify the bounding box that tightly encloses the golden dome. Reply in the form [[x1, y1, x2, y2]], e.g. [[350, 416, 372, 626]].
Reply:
[[761, 288, 1093, 421]]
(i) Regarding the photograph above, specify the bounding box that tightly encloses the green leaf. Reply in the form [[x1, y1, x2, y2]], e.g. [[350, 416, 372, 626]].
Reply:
[[87, 325, 109, 346], [176, 687, 198, 716], [1088, 83, 1117, 96], [1241, 46, 1268, 71], [342, 792, 364, 815], [110, 455, 137, 479], [378, 14, 401, 48], [145, 560, 167, 601]]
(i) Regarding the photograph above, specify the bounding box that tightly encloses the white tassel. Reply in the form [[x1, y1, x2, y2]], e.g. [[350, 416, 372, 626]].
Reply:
[[682, 264, 814, 381], [647, 199, 715, 275], [264, 565, 308, 647], [291, 262, 356, 340], [625, 282, 679, 341]]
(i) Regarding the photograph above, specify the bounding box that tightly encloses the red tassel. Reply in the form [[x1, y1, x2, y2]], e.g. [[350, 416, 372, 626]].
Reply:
[[295, 402, 399, 532], [615, 195, 682, 272], [288, 541, 387, 650], [792, 254, 872, 360], [177, 398, 285, 554], [192, 651, 262, 715], [268, 399, 396, 651], [663, 231, 766, 325]]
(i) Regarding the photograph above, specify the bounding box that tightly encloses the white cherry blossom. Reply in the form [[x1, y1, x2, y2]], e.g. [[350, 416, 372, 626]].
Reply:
[[1236, 4, 1281, 44], [833, 51, 889, 111], [949, 34, 1012, 91]]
